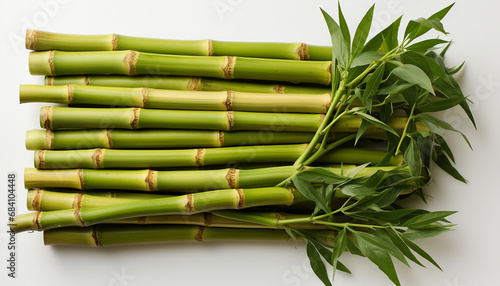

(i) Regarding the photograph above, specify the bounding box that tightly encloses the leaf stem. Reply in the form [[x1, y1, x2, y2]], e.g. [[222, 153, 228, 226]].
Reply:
[[395, 103, 416, 154]]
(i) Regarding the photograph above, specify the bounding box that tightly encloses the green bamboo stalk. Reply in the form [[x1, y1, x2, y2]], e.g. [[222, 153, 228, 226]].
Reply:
[[39, 106, 416, 132], [43, 225, 335, 247], [20, 84, 331, 113], [25, 129, 324, 150], [25, 165, 404, 192], [12, 187, 296, 233], [27, 30, 332, 61], [26, 189, 329, 229], [44, 75, 331, 95], [33, 145, 404, 169], [29, 50, 332, 85]]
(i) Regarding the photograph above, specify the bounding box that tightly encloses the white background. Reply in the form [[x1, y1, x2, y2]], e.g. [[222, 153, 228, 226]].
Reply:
[[1, 0, 499, 285]]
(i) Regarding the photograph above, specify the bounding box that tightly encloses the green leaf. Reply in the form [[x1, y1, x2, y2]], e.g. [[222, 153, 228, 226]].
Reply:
[[355, 111, 399, 137], [435, 134, 455, 163], [297, 167, 348, 184], [337, 2, 351, 60], [417, 97, 464, 112], [447, 61, 465, 75], [415, 113, 471, 149], [426, 56, 452, 84], [283, 226, 298, 247], [401, 51, 433, 79], [361, 63, 385, 111], [331, 229, 348, 281], [403, 211, 457, 229], [412, 17, 448, 35], [292, 176, 330, 213], [351, 51, 383, 67], [400, 234, 442, 270], [382, 228, 424, 267], [404, 3, 454, 41], [434, 148, 467, 183], [355, 119, 370, 145], [406, 39, 449, 53], [352, 231, 401, 286], [377, 83, 415, 95], [403, 227, 453, 241], [404, 138, 423, 178], [352, 4, 374, 57], [306, 241, 333, 286], [321, 8, 348, 68], [340, 184, 377, 199], [392, 64, 435, 94], [363, 16, 402, 53], [346, 162, 371, 179]]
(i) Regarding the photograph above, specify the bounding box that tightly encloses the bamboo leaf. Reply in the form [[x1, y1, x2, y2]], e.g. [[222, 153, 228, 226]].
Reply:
[[417, 97, 464, 113], [337, 2, 351, 59], [404, 3, 454, 41], [403, 211, 457, 229], [403, 227, 453, 241], [411, 18, 448, 35], [355, 111, 399, 136], [297, 167, 348, 184], [352, 4, 375, 57], [392, 64, 435, 94], [382, 228, 424, 267], [361, 63, 385, 111], [377, 83, 415, 95], [331, 228, 348, 281], [404, 138, 423, 178], [346, 162, 371, 179], [447, 61, 465, 75], [415, 113, 471, 149], [426, 56, 452, 84], [363, 16, 402, 53], [351, 51, 383, 67], [434, 148, 467, 183], [292, 176, 330, 213], [283, 226, 298, 247], [401, 51, 433, 79], [400, 234, 443, 270], [321, 8, 348, 68], [435, 134, 455, 163], [340, 184, 377, 199], [306, 241, 333, 286], [352, 231, 401, 286], [355, 119, 370, 145], [406, 39, 449, 53]]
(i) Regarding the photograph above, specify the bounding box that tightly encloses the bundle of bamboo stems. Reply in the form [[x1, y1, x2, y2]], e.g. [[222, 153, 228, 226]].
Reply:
[[12, 6, 470, 283]]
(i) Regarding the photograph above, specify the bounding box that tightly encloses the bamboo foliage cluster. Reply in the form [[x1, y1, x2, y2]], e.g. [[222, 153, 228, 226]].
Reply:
[[13, 4, 474, 286]]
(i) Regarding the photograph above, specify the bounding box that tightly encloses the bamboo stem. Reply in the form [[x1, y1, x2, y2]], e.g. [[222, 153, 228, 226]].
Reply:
[[44, 75, 331, 95], [33, 145, 403, 169], [12, 187, 296, 233], [27, 30, 332, 61], [20, 84, 331, 113], [42, 225, 335, 247], [25, 165, 405, 192], [29, 50, 332, 85]]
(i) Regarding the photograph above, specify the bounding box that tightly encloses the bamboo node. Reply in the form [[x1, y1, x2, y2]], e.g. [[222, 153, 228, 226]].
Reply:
[[36, 150, 46, 169], [46, 76, 54, 86], [195, 226, 205, 242], [207, 39, 214, 56], [111, 34, 118, 51], [275, 212, 285, 220], [48, 50, 55, 76], [45, 130, 54, 149], [222, 56, 236, 79], [273, 85, 285, 94], [92, 149, 105, 169], [296, 43, 309, 60], [195, 149, 205, 167], [130, 108, 140, 129], [67, 84, 74, 104], [78, 168, 86, 189], [137, 217, 147, 224], [225, 90, 233, 111], [145, 170, 158, 191], [84, 75, 90, 86], [74, 208, 87, 226], [227, 111, 234, 131], [72, 193, 84, 209], [26, 29, 38, 50], [290, 187, 296, 205], [141, 88, 147, 108], [33, 212, 43, 231], [185, 194, 195, 213], [41, 106, 53, 130], [124, 50, 139, 75], [203, 213, 210, 227], [31, 189, 43, 211], [218, 131, 224, 147], [225, 168, 239, 188], [106, 129, 113, 148], [187, 77, 201, 91], [236, 188, 245, 209], [91, 226, 101, 247]]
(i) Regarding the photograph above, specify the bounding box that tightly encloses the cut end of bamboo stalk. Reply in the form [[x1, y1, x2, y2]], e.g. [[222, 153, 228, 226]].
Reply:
[[29, 51, 54, 76], [44, 227, 99, 247], [25, 29, 38, 50], [25, 129, 52, 150], [40, 106, 53, 130], [10, 213, 38, 234]]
